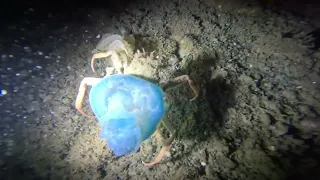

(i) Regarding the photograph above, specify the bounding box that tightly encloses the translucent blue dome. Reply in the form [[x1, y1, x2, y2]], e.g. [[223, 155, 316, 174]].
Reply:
[[89, 74, 165, 156]]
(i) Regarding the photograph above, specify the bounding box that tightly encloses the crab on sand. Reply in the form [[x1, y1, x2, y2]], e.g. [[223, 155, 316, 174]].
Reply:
[[75, 34, 200, 166]]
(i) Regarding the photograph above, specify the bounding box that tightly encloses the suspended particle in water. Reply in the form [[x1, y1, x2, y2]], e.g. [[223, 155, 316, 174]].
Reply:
[[0, 89, 8, 96]]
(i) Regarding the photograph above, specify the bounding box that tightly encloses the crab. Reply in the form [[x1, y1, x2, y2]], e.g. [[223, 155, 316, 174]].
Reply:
[[75, 34, 200, 166]]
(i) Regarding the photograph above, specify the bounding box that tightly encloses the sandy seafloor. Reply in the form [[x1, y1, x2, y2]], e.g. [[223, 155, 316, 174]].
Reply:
[[1, 0, 320, 179]]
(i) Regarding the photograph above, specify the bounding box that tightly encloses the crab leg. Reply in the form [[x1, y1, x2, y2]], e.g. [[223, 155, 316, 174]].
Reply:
[[161, 75, 200, 101], [142, 130, 177, 166], [91, 52, 113, 72], [142, 118, 176, 166], [91, 51, 126, 74], [75, 77, 102, 117], [174, 75, 199, 101]]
